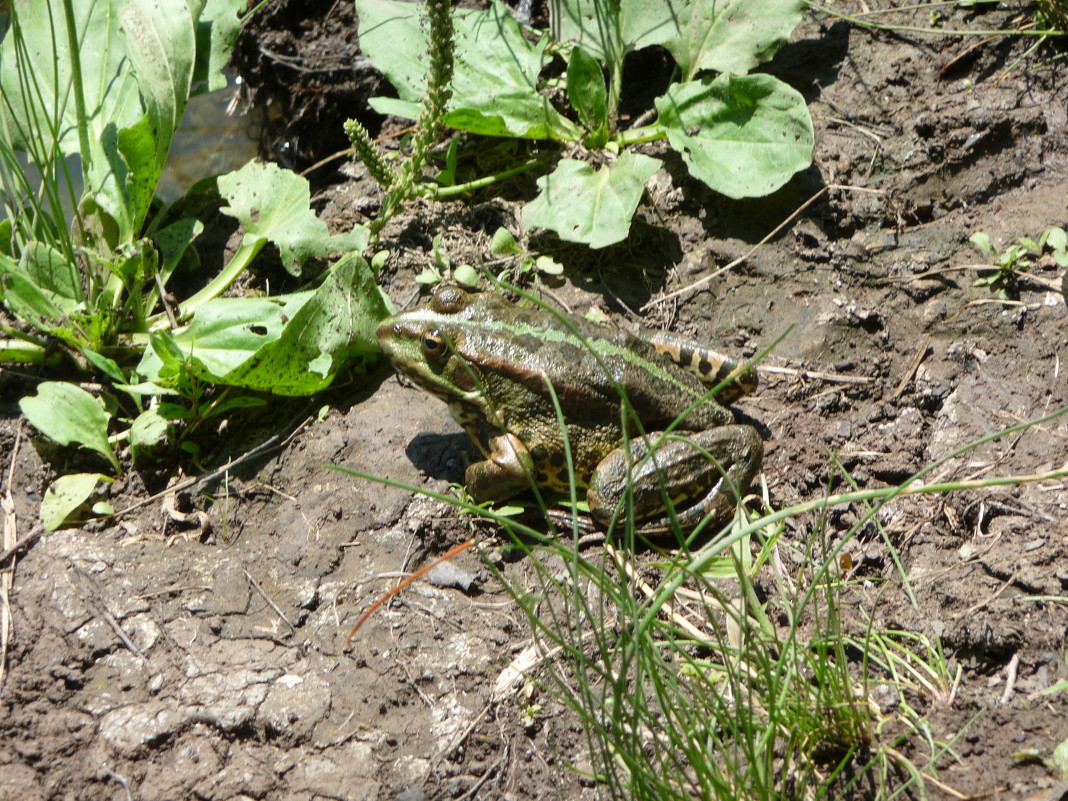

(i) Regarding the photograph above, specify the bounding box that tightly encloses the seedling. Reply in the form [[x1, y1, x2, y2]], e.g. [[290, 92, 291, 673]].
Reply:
[[414, 233, 480, 288], [968, 227, 1068, 298], [488, 227, 564, 282]]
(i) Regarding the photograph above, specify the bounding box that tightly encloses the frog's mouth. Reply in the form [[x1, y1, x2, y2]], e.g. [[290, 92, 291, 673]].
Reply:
[[376, 318, 483, 406]]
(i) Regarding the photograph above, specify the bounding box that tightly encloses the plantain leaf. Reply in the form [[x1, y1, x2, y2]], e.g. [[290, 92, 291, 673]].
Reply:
[[40, 473, 113, 531], [20, 383, 119, 471], [218, 161, 368, 276], [567, 46, 609, 146], [138, 253, 391, 395], [656, 73, 813, 198], [663, 0, 805, 81], [357, 0, 581, 141], [522, 152, 661, 248]]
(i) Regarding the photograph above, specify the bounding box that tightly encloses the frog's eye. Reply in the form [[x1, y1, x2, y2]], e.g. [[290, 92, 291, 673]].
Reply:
[[421, 328, 448, 359]]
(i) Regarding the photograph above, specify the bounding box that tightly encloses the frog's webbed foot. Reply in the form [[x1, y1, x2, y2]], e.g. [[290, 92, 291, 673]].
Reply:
[[464, 433, 535, 503]]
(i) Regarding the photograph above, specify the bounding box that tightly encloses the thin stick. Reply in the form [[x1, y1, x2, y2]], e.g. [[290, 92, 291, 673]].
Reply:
[[607, 542, 708, 642], [644, 185, 883, 310], [1000, 652, 1019, 705], [456, 745, 507, 801], [955, 570, 1019, 619], [889, 338, 932, 401], [758, 364, 875, 386], [0, 423, 22, 691], [73, 565, 146, 659], [244, 569, 297, 638], [0, 526, 43, 566], [347, 538, 476, 640]]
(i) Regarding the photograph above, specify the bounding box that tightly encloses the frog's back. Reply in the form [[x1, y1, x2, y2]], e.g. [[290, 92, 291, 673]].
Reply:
[[454, 303, 733, 431]]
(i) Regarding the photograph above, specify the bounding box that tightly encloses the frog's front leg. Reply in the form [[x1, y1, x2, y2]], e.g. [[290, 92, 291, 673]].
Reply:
[[586, 425, 762, 533], [464, 432, 536, 503]]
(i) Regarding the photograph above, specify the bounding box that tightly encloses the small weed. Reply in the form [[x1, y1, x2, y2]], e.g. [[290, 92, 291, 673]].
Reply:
[[414, 233, 479, 288], [487, 227, 564, 284], [968, 227, 1067, 298]]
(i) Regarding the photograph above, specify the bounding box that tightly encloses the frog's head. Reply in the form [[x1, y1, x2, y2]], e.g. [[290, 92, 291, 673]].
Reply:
[[376, 284, 501, 407]]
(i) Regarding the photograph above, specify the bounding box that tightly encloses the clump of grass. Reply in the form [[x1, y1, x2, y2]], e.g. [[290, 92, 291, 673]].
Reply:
[[367, 403, 1067, 798]]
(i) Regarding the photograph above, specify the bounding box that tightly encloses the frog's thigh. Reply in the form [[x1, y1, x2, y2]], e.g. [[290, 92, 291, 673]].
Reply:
[[465, 433, 536, 502], [587, 425, 762, 528]]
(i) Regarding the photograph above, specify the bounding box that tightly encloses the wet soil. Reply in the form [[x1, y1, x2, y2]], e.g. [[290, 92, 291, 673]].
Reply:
[[2, 2, 1067, 800]]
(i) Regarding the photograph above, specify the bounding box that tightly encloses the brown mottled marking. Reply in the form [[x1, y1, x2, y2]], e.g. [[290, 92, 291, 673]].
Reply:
[[643, 330, 757, 404]]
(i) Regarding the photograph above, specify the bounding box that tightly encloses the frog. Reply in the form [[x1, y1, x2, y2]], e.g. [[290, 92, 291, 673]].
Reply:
[[376, 284, 763, 534]]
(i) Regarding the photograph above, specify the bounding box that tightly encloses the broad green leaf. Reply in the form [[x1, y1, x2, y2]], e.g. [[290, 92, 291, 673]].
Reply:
[[139, 293, 314, 381], [356, 0, 429, 103], [113, 0, 197, 229], [40, 473, 113, 531], [20, 383, 119, 471], [655, 74, 813, 199], [138, 253, 391, 394], [551, 0, 686, 65], [0, 269, 80, 345], [1051, 736, 1068, 779], [19, 243, 83, 306], [663, 0, 805, 81], [367, 98, 424, 121], [446, 2, 581, 140], [0, 244, 84, 339], [156, 216, 203, 286], [521, 152, 661, 248], [969, 232, 995, 256], [532, 255, 564, 276], [130, 408, 171, 455], [80, 348, 127, 384], [192, 0, 245, 93], [218, 161, 368, 276], [489, 228, 523, 256], [567, 46, 609, 145], [358, 0, 581, 141]]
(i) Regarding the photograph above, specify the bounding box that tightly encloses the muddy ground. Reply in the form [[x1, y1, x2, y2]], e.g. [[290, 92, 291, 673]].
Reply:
[[2, 1, 1067, 800]]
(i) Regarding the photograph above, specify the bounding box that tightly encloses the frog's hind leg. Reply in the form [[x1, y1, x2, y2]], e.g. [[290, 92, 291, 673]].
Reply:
[[587, 425, 763, 535]]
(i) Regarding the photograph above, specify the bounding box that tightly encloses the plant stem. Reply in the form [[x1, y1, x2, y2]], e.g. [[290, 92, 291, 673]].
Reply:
[[0, 338, 56, 365], [428, 157, 550, 199], [59, 0, 93, 183], [613, 124, 666, 148], [153, 238, 264, 326], [368, 0, 455, 241]]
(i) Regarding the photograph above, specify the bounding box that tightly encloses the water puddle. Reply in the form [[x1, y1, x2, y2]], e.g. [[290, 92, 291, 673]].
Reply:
[[158, 78, 261, 202]]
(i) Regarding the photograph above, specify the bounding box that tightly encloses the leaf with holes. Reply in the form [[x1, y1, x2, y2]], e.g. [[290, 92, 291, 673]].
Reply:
[[522, 153, 661, 248]]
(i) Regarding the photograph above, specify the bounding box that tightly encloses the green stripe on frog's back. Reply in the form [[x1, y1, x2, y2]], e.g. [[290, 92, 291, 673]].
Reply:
[[642, 330, 757, 403], [396, 305, 722, 418]]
